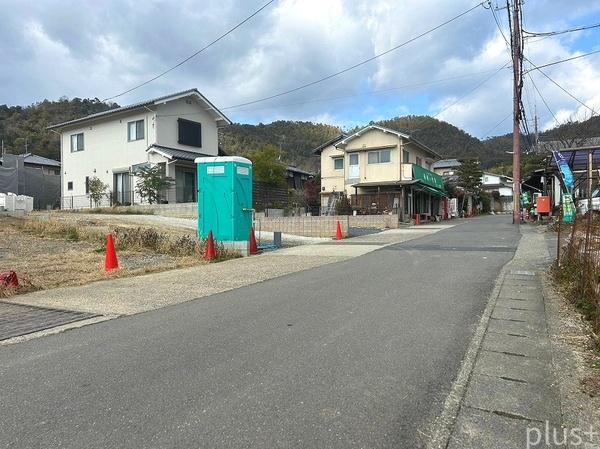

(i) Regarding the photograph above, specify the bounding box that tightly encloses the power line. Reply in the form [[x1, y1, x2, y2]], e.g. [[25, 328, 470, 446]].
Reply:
[[432, 62, 511, 118], [221, 1, 486, 110], [523, 22, 600, 37], [523, 49, 600, 73], [102, 0, 276, 102], [223, 68, 504, 113], [481, 111, 511, 137], [526, 71, 559, 124], [525, 56, 596, 115]]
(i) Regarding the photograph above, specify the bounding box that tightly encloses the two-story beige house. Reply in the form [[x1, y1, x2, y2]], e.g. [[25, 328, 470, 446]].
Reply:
[[314, 124, 446, 221], [48, 89, 230, 208]]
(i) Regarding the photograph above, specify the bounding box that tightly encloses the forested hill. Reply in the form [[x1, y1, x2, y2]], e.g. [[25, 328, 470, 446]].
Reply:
[[374, 115, 485, 160], [219, 121, 341, 171], [0, 98, 117, 160], [2, 97, 598, 172]]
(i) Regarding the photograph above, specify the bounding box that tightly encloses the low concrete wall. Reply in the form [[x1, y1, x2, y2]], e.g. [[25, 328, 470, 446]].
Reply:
[[349, 214, 399, 229], [255, 214, 398, 238], [103, 202, 197, 218]]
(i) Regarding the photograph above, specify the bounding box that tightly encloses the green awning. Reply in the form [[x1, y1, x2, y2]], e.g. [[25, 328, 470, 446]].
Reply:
[[415, 184, 447, 197], [412, 164, 444, 189]]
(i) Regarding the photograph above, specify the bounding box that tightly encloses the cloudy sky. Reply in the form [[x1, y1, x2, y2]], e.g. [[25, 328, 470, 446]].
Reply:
[[1, 0, 599, 138]]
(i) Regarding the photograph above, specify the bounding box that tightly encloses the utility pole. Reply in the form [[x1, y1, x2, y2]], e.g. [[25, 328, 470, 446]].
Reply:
[[510, 0, 522, 225], [534, 105, 539, 153]]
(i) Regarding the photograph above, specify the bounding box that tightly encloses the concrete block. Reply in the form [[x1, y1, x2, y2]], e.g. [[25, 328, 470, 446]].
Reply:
[[487, 317, 547, 338], [495, 299, 545, 311], [464, 374, 561, 424], [474, 350, 554, 385], [491, 307, 546, 325], [482, 332, 552, 359], [448, 406, 556, 449]]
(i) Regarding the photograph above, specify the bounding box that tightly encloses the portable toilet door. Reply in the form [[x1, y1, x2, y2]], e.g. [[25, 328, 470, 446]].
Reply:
[[195, 156, 253, 242]]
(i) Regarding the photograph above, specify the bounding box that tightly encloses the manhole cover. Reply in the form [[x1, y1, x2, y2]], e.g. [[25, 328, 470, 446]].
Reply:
[[0, 302, 99, 341]]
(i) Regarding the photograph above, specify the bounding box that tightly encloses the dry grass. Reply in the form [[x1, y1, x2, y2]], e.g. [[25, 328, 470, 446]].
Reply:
[[0, 217, 240, 297]]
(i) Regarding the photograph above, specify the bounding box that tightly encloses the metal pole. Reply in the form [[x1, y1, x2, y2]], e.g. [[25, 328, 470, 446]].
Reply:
[[511, 0, 522, 225]]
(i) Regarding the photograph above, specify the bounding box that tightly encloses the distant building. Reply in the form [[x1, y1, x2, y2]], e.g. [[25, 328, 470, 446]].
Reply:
[[314, 124, 445, 220], [285, 165, 313, 190], [432, 158, 461, 178], [0, 153, 61, 209], [481, 172, 513, 212]]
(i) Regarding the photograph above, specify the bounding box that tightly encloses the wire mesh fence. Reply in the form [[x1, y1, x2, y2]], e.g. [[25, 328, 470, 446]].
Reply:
[[555, 213, 600, 336]]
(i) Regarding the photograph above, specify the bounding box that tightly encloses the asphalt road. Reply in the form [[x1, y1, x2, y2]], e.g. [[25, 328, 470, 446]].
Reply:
[[0, 215, 520, 449]]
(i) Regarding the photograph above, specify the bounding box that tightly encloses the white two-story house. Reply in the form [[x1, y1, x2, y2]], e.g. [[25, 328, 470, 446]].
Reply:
[[48, 89, 231, 208], [313, 124, 446, 221]]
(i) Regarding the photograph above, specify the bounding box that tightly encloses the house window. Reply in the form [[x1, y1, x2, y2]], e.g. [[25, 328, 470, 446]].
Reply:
[[416, 157, 422, 167], [402, 150, 410, 163], [70, 133, 84, 152], [67, 181, 73, 191], [85, 176, 90, 194], [128, 119, 144, 141], [177, 118, 202, 147], [368, 149, 391, 164], [333, 158, 343, 170]]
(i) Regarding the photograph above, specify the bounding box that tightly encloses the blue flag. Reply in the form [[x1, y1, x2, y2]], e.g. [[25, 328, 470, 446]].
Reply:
[[553, 151, 574, 191]]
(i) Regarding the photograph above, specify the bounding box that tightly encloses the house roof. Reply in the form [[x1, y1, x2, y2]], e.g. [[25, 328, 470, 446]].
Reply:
[[146, 144, 208, 162], [285, 165, 313, 176], [336, 125, 442, 159], [312, 134, 347, 154], [0, 152, 61, 167], [47, 88, 231, 130], [432, 158, 461, 169]]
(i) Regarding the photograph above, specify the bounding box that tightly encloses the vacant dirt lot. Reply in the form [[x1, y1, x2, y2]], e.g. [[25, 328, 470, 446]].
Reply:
[[0, 216, 213, 296]]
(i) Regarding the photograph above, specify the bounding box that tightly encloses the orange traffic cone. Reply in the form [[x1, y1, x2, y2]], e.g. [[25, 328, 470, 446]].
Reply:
[[415, 214, 420, 225], [204, 231, 216, 261], [335, 221, 343, 240], [249, 227, 258, 255], [105, 233, 119, 271]]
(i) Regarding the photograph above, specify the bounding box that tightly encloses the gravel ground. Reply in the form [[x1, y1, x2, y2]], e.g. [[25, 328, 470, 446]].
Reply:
[[5, 220, 459, 315], [541, 232, 600, 443], [47, 212, 330, 245]]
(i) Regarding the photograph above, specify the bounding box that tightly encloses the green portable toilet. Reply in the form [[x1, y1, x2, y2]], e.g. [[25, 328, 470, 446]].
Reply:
[[195, 156, 253, 253]]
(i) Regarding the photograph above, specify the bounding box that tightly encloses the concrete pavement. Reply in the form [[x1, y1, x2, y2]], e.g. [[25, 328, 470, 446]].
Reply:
[[4, 222, 457, 317], [0, 216, 520, 448]]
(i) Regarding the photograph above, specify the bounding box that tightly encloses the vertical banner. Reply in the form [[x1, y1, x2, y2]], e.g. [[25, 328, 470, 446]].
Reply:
[[562, 193, 575, 223], [553, 151, 574, 190], [554, 151, 575, 223]]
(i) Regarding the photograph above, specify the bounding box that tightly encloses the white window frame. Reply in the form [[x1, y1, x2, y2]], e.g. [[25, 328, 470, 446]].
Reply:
[[128, 119, 145, 141], [367, 149, 391, 164], [70, 133, 84, 152], [333, 157, 344, 170]]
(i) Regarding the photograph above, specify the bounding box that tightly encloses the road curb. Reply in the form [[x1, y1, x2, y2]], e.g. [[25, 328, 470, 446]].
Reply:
[[425, 235, 521, 449], [0, 315, 119, 346]]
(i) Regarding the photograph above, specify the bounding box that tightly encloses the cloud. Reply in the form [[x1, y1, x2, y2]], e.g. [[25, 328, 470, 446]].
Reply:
[[1, 0, 599, 139]]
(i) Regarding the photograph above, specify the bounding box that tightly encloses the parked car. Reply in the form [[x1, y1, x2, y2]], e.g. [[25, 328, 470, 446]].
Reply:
[[576, 188, 600, 214]]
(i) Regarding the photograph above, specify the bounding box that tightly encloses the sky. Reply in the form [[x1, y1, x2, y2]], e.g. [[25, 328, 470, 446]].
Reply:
[[1, 0, 599, 139]]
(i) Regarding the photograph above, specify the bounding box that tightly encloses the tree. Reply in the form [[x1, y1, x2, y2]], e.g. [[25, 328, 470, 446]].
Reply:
[[457, 159, 483, 215], [246, 144, 286, 185], [88, 176, 109, 207], [135, 165, 174, 204], [457, 159, 483, 194], [303, 176, 321, 207]]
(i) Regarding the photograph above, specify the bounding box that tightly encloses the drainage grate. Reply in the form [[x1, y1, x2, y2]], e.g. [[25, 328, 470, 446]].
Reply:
[[0, 302, 99, 341]]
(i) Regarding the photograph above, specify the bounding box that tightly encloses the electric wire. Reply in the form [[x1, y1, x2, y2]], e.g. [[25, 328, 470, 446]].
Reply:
[[220, 1, 487, 110], [523, 22, 600, 37], [523, 49, 600, 73], [102, 0, 277, 102]]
